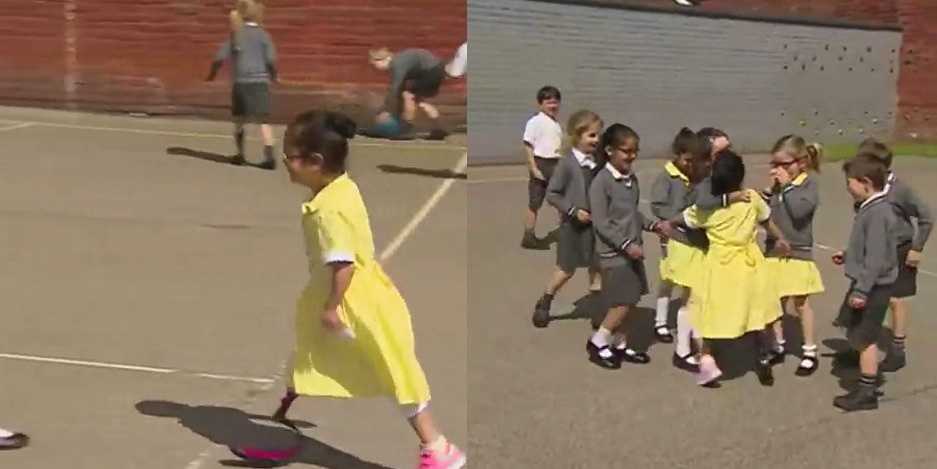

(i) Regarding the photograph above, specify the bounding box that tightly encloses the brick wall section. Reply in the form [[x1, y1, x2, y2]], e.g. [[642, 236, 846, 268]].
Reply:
[[894, 0, 937, 139], [0, 0, 466, 127]]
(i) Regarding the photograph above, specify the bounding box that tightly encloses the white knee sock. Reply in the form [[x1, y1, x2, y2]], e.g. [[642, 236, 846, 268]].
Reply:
[[675, 306, 693, 357], [655, 296, 669, 328]]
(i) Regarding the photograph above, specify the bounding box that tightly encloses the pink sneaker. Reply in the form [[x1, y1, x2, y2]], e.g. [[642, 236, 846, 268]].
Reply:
[[695, 355, 723, 387], [418, 443, 466, 469]]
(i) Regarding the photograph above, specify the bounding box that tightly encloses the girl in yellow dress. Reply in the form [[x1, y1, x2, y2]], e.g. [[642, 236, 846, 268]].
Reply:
[[649, 128, 705, 371], [276, 110, 465, 469], [665, 149, 791, 387], [761, 135, 825, 376]]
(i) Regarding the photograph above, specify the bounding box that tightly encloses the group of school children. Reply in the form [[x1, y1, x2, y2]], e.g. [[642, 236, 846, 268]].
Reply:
[[522, 85, 932, 412]]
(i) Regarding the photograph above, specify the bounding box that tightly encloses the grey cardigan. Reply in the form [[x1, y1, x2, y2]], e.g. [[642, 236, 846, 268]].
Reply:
[[545, 150, 593, 217]]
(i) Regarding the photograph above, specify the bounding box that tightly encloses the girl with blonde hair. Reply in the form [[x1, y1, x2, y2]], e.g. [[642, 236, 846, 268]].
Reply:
[[761, 135, 825, 376], [207, 0, 279, 169], [531, 110, 604, 328]]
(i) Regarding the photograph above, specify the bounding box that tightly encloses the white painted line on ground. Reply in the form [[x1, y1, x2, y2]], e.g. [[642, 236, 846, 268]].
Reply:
[[16, 120, 465, 151], [0, 122, 34, 132], [0, 352, 275, 384], [184, 151, 468, 469], [380, 152, 467, 259]]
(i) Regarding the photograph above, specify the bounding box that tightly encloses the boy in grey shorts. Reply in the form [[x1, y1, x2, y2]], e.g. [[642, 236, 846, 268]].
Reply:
[[207, 2, 278, 170], [831, 154, 899, 412]]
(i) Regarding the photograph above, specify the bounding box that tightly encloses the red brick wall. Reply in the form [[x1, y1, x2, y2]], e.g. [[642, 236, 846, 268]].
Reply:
[[0, 0, 466, 127]]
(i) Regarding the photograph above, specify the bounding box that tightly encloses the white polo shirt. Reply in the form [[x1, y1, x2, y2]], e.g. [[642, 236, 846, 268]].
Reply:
[[523, 111, 563, 159]]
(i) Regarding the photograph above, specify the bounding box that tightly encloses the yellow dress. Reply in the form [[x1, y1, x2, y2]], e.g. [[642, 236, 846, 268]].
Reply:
[[763, 173, 825, 297], [658, 162, 704, 288], [684, 190, 782, 339], [291, 174, 431, 404]]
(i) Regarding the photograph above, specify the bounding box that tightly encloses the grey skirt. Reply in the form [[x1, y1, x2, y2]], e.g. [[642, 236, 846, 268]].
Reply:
[[555, 218, 595, 272]]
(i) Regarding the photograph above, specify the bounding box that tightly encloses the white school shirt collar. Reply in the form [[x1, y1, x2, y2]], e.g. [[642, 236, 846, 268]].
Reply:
[[604, 163, 634, 185], [571, 148, 596, 169], [858, 190, 888, 210]]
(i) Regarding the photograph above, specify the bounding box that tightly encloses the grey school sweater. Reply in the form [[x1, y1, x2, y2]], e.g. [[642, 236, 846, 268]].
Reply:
[[590, 164, 656, 267], [763, 174, 820, 260], [844, 193, 899, 298], [211, 23, 277, 83], [545, 150, 594, 218], [385, 48, 442, 116], [649, 164, 694, 245], [885, 172, 933, 251]]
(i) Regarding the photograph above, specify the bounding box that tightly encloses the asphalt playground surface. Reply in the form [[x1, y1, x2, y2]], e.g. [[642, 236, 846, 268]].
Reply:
[[0, 106, 466, 468], [468, 156, 937, 469]]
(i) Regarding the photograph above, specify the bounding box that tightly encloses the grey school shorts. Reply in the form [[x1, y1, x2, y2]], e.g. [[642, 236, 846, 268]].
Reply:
[[231, 82, 271, 122]]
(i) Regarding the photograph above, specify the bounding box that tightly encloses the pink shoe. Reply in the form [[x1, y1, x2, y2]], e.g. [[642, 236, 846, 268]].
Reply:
[[418, 443, 466, 469], [695, 355, 723, 387]]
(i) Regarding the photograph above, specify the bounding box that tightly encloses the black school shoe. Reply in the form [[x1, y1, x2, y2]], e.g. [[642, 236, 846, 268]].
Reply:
[[613, 346, 651, 365], [531, 297, 551, 328], [520, 231, 549, 250], [587, 341, 622, 369], [426, 128, 450, 141], [767, 347, 786, 366], [794, 355, 820, 377], [230, 154, 246, 166], [654, 326, 674, 344], [833, 386, 879, 412], [672, 353, 700, 373], [880, 350, 906, 373], [755, 355, 775, 386], [0, 433, 28, 450]]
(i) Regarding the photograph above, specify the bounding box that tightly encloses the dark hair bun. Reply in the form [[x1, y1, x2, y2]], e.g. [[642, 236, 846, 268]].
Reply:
[[325, 112, 357, 139]]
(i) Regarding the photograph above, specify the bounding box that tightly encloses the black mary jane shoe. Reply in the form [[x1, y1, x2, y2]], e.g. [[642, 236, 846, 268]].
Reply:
[[767, 348, 786, 366], [672, 353, 700, 373], [654, 326, 674, 344], [587, 341, 622, 369], [755, 356, 775, 387], [794, 355, 819, 377], [614, 347, 651, 365], [0, 433, 28, 450]]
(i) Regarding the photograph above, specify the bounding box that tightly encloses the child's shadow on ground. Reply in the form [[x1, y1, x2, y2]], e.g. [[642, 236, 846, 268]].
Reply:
[[822, 329, 894, 393], [136, 400, 394, 468], [166, 147, 267, 170], [376, 164, 467, 180], [551, 293, 657, 353]]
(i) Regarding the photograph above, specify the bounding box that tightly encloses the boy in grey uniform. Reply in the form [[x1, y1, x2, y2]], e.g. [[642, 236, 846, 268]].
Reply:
[[207, 3, 278, 170], [854, 139, 933, 373], [831, 154, 899, 411], [369, 47, 450, 139]]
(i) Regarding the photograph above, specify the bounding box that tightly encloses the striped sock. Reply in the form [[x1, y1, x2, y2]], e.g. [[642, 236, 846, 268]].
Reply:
[[892, 335, 906, 353], [859, 373, 878, 391]]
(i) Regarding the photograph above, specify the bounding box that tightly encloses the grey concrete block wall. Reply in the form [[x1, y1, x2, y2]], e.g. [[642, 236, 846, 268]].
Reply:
[[468, 0, 902, 165]]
